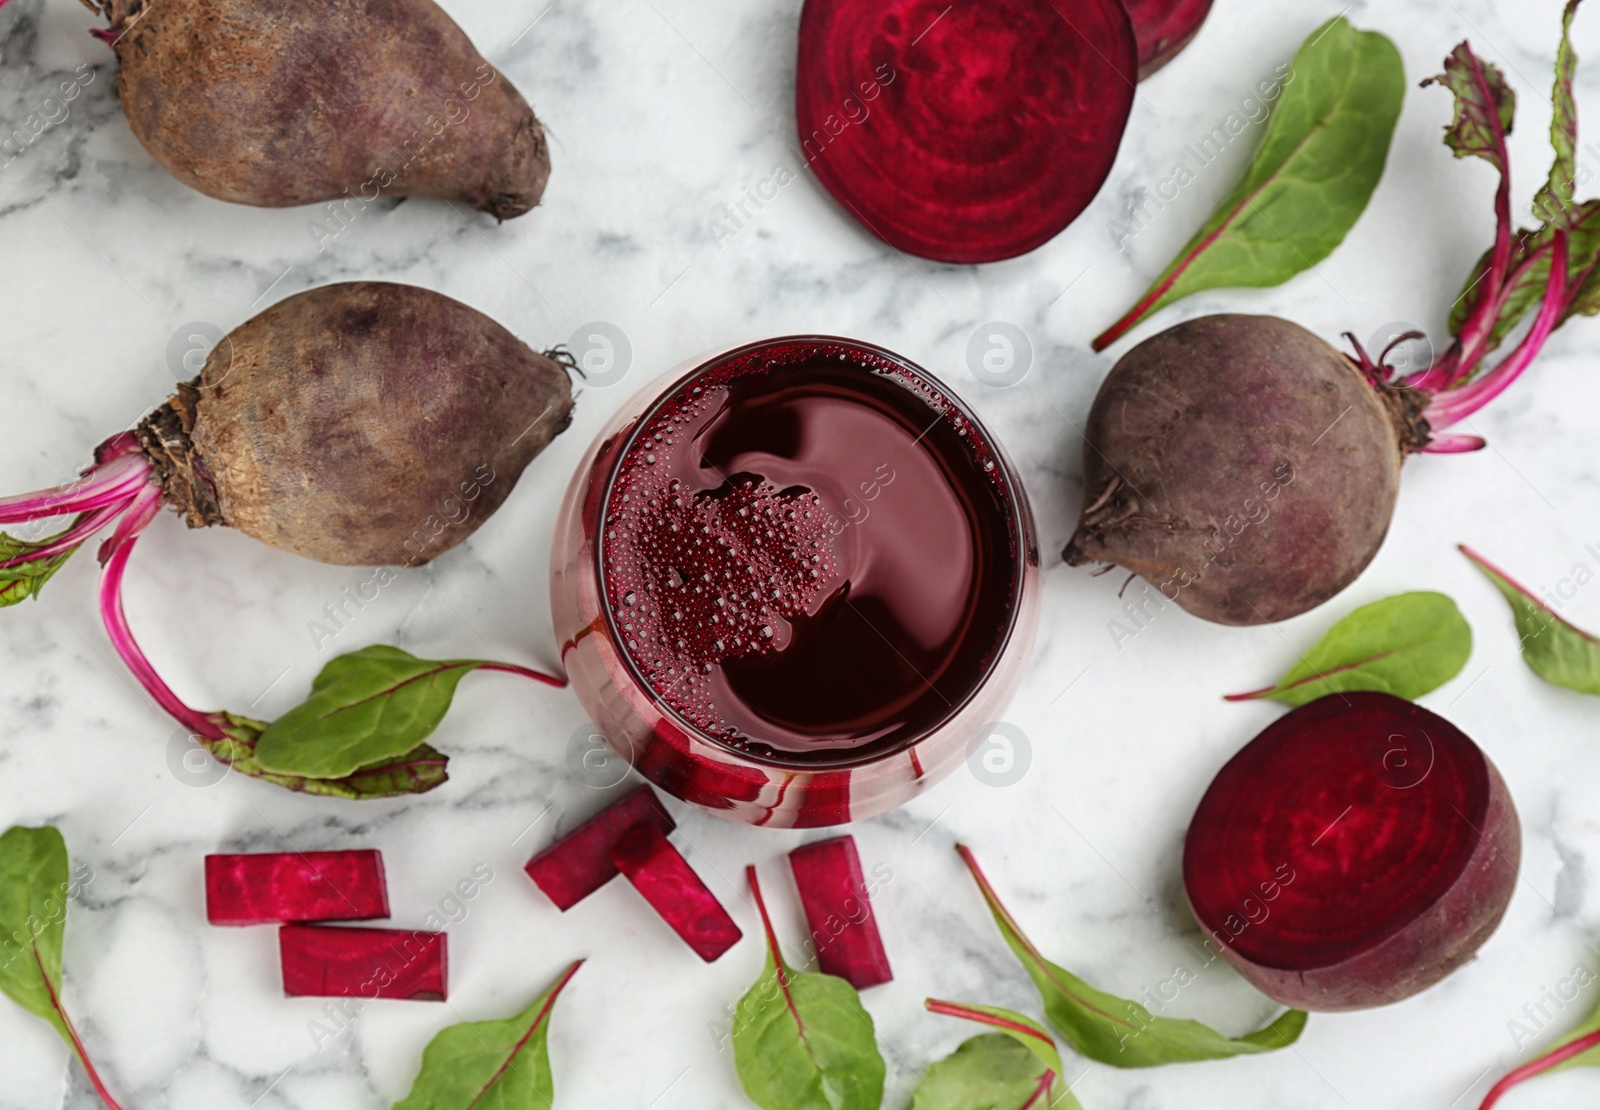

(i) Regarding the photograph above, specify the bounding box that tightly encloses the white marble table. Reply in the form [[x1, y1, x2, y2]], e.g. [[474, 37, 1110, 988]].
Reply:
[[2, 0, 1598, 1105]]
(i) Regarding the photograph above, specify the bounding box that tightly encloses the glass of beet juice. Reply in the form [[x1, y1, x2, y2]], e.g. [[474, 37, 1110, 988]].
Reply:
[[551, 337, 1039, 827]]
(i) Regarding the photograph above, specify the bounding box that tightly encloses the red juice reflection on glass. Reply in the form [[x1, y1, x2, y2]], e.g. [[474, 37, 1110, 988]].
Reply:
[[551, 337, 1039, 827]]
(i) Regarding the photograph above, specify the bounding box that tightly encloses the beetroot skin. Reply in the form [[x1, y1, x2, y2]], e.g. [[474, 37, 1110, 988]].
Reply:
[[1183, 692, 1519, 1011], [86, 0, 549, 218], [1065, 315, 1412, 625], [138, 282, 573, 567], [796, 0, 1137, 263], [1123, 0, 1214, 79]]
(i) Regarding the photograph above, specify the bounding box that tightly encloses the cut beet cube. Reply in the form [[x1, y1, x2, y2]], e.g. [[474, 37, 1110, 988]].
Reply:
[[796, 0, 1137, 263], [279, 925, 447, 1001], [525, 785, 676, 910], [205, 850, 389, 926], [609, 823, 742, 962], [789, 836, 892, 989]]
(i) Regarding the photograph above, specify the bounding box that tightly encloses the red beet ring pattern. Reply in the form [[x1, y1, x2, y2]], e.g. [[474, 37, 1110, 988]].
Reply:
[[796, 0, 1138, 264]]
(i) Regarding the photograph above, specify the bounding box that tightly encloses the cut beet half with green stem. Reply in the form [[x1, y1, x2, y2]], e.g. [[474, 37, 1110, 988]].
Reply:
[[1123, 0, 1214, 79], [206, 851, 389, 926], [524, 785, 676, 910], [279, 925, 447, 1001], [788, 836, 892, 990], [796, 0, 1138, 263], [1183, 692, 1520, 1011], [610, 823, 742, 962]]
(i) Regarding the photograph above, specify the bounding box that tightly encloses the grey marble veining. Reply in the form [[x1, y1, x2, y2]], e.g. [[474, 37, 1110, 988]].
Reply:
[[2, 0, 1600, 1106]]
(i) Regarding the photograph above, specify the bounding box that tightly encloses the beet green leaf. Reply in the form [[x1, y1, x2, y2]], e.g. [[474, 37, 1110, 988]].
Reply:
[[0, 826, 125, 1108], [1445, 3, 1600, 356], [0, 826, 75, 1048], [255, 645, 494, 778], [733, 866, 884, 1110], [1464, 545, 1600, 695], [958, 846, 1305, 1067], [917, 1000, 1082, 1110], [392, 960, 581, 1109], [0, 527, 83, 607], [1094, 17, 1404, 350], [1225, 592, 1472, 705], [204, 711, 449, 798]]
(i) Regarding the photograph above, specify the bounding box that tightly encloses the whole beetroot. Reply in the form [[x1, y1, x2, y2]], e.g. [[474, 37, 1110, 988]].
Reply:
[[1069, 22, 1590, 625], [84, 0, 549, 218], [0, 281, 571, 791], [1064, 315, 1418, 626], [140, 282, 572, 566]]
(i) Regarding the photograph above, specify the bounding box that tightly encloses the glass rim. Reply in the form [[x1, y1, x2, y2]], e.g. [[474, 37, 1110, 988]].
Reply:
[[593, 333, 1036, 771]]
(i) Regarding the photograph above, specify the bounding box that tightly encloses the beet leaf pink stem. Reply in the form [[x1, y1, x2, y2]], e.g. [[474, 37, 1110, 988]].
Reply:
[[1436, 47, 1519, 388], [35, 950, 126, 1110], [1478, 1026, 1600, 1109], [925, 998, 1057, 1049], [96, 485, 223, 740], [1427, 231, 1570, 429], [0, 452, 151, 525], [0, 504, 125, 569], [1419, 433, 1488, 454], [477, 661, 567, 689]]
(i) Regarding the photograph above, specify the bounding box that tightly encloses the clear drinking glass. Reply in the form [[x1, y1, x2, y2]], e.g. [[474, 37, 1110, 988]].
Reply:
[[550, 336, 1040, 827]]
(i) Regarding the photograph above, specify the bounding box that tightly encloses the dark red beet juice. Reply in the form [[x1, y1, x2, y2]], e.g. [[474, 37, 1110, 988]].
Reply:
[[599, 340, 1019, 764]]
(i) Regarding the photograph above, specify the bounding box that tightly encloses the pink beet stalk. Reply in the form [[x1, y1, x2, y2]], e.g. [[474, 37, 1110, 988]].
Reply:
[[35, 949, 127, 1110], [0, 450, 150, 525], [925, 996, 1060, 1106], [279, 925, 447, 1001], [610, 823, 741, 962], [788, 836, 892, 989], [1425, 231, 1571, 429], [525, 786, 676, 910], [1479, 1026, 1600, 1109], [206, 851, 389, 926], [95, 484, 224, 740]]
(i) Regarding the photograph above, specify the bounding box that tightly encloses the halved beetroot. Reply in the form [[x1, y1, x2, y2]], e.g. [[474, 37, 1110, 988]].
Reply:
[[205, 851, 389, 926], [1183, 692, 1520, 1011], [789, 836, 892, 989], [1123, 0, 1213, 79], [796, 0, 1138, 263], [279, 925, 447, 1001], [610, 823, 742, 962], [524, 785, 676, 911]]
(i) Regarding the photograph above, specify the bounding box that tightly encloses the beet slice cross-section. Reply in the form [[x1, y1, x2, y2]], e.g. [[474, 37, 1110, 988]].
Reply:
[[524, 785, 677, 911], [610, 823, 743, 963], [1122, 0, 1214, 79], [280, 925, 448, 1001], [796, 0, 1138, 263], [789, 836, 892, 990], [1183, 692, 1520, 1011], [205, 850, 389, 926]]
